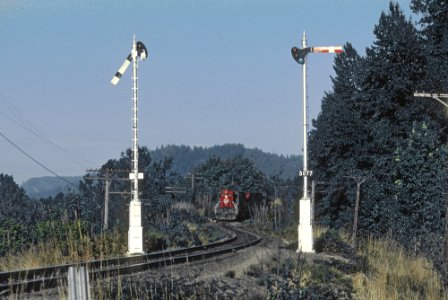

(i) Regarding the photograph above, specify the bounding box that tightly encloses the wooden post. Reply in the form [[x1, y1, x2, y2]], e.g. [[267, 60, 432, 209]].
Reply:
[[311, 180, 316, 225], [104, 177, 110, 230], [347, 176, 366, 247], [444, 198, 448, 263], [310, 180, 326, 225]]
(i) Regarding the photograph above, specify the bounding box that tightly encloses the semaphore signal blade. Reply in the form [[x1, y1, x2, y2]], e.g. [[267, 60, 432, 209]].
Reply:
[[111, 54, 132, 85], [311, 46, 343, 53], [136, 41, 148, 61]]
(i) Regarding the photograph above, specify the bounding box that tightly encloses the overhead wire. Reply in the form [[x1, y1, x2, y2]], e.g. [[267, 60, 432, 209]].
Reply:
[[0, 131, 79, 189], [0, 92, 93, 169]]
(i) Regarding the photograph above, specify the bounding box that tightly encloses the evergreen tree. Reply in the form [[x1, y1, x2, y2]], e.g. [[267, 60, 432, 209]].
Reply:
[[150, 144, 301, 180], [0, 174, 43, 254], [393, 121, 448, 248], [309, 43, 365, 229], [0, 174, 42, 224], [352, 3, 431, 236], [412, 0, 448, 92], [310, 3, 445, 241], [364, 3, 426, 105], [194, 156, 272, 196]]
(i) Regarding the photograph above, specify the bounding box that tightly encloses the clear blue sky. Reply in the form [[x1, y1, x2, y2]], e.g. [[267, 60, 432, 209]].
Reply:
[[0, 0, 411, 184]]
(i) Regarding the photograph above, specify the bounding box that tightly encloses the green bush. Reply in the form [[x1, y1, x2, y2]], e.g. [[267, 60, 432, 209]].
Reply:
[[314, 229, 354, 258], [145, 230, 166, 252], [225, 270, 235, 278]]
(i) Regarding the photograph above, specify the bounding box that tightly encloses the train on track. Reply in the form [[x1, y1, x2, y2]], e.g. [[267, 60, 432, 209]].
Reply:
[[214, 189, 264, 221]]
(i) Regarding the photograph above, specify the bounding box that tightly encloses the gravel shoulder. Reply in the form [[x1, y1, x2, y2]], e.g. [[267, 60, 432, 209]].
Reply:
[[144, 222, 300, 299]]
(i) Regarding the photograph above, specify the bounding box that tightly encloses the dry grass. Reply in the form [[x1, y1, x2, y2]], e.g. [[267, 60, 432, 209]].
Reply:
[[3, 213, 446, 300], [0, 221, 125, 272], [252, 204, 271, 231], [171, 201, 196, 213], [313, 225, 330, 240], [0, 240, 65, 271], [353, 236, 446, 300], [285, 225, 446, 299]]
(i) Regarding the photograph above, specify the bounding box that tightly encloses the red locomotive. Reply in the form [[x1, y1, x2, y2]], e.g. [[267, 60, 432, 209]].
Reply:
[[214, 189, 262, 221], [214, 189, 238, 221]]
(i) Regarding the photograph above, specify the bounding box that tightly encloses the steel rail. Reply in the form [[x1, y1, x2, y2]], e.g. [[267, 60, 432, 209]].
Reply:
[[0, 224, 260, 296]]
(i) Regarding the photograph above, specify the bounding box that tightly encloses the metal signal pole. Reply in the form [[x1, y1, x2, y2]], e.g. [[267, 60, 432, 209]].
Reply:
[[111, 35, 148, 255], [128, 36, 145, 255], [298, 32, 313, 253], [301, 32, 309, 201], [291, 32, 342, 253]]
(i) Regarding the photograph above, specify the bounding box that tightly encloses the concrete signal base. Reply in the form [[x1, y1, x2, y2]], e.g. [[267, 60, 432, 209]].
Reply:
[[128, 200, 144, 255], [297, 197, 314, 253]]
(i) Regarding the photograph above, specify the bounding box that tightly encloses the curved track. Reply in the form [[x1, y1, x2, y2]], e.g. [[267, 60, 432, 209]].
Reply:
[[0, 224, 260, 296]]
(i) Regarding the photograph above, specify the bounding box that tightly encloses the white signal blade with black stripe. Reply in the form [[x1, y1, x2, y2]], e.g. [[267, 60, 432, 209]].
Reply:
[[111, 54, 132, 85]]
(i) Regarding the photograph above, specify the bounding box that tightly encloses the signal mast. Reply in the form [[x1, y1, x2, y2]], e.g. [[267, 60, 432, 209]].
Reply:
[[291, 32, 342, 253], [111, 35, 148, 254]]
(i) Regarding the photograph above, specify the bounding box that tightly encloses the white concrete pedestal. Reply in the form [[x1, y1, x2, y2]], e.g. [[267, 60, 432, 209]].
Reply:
[[128, 200, 144, 254], [297, 197, 314, 253]]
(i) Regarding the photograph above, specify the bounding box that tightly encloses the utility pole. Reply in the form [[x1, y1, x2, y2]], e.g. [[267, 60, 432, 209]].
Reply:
[[311, 180, 315, 225], [345, 176, 367, 247], [111, 35, 148, 255], [85, 169, 130, 231], [291, 32, 342, 253], [185, 173, 204, 193], [311, 180, 326, 225]]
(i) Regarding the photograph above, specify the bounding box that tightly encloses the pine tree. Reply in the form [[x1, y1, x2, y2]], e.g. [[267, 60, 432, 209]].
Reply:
[[0, 174, 33, 221], [309, 43, 365, 229], [412, 0, 448, 92], [393, 121, 448, 248], [194, 156, 272, 195], [364, 3, 426, 105], [310, 3, 442, 239], [351, 2, 431, 236]]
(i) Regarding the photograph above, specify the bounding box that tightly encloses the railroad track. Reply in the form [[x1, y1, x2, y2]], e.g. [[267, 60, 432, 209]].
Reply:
[[0, 224, 260, 297]]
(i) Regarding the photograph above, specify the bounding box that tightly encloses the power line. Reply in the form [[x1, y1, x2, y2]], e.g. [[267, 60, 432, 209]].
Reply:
[[0, 92, 93, 168], [0, 130, 79, 189]]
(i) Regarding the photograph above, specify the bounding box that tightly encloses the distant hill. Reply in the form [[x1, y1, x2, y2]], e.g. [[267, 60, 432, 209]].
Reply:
[[22, 176, 82, 199], [22, 145, 300, 198], [150, 144, 301, 179]]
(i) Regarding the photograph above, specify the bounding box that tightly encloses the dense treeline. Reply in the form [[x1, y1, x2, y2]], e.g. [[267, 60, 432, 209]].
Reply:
[[0, 147, 299, 255], [21, 144, 300, 198], [0, 174, 83, 256], [309, 0, 448, 275], [150, 143, 301, 180]]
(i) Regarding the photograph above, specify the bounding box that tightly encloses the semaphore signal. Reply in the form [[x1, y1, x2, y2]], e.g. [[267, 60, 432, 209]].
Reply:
[[291, 32, 343, 253], [111, 41, 148, 85], [111, 35, 148, 255], [291, 46, 343, 64]]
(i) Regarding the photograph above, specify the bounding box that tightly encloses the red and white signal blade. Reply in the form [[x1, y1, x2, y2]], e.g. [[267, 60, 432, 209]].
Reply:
[[311, 46, 343, 53]]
